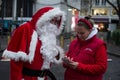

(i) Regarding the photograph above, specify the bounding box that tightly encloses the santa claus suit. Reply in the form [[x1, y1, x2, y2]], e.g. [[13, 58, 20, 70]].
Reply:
[[2, 7, 65, 80]]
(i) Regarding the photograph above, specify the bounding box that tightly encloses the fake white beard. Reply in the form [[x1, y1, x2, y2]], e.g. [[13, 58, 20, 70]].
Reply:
[[39, 23, 63, 69], [37, 23, 61, 36]]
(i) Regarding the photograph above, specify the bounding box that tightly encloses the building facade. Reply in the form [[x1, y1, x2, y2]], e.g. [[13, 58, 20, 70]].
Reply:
[[0, 0, 33, 33], [33, 0, 80, 32], [0, 0, 118, 33], [79, 0, 118, 32]]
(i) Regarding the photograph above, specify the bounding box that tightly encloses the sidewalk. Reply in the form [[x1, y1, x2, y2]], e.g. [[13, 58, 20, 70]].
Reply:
[[97, 32, 120, 57], [0, 35, 120, 59], [107, 43, 120, 57], [0, 35, 8, 59], [0, 35, 8, 50]]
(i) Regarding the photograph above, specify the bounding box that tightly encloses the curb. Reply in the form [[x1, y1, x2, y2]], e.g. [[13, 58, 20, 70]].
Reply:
[[107, 51, 120, 57]]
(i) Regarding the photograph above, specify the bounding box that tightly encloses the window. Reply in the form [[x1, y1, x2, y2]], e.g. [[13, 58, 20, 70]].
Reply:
[[17, 0, 33, 17], [92, 8, 108, 15], [112, 9, 117, 15], [0, 0, 33, 17], [95, 0, 99, 5], [0, 0, 13, 17], [101, 0, 106, 5]]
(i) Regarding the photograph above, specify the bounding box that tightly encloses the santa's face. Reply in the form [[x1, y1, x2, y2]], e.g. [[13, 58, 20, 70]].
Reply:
[[46, 23, 60, 36], [50, 16, 62, 28], [40, 16, 61, 36], [37, 15, 63, 36]]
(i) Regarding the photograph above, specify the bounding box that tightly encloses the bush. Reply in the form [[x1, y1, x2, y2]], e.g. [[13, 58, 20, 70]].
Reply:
[[111, 29, 120, 46]]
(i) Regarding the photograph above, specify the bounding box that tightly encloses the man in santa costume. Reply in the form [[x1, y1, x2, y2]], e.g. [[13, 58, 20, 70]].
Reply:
[[2, 6, 65, 80]]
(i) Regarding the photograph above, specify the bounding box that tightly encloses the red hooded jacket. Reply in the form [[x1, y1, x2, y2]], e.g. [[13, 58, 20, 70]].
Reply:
[[64, 35, 107, 80]]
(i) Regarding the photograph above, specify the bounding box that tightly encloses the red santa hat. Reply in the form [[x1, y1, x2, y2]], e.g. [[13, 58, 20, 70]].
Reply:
[[31, 7, 53, 28], [30, 6, 65, 35]]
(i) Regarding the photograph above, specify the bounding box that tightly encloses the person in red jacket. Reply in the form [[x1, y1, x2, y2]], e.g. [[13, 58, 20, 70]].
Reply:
[[62, 17, 107, 80], [2, 6, 65, 80]]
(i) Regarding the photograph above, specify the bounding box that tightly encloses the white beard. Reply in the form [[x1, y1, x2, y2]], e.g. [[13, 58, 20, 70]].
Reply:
[[38, 23, 63, 70], [37, 22, 61, 36]]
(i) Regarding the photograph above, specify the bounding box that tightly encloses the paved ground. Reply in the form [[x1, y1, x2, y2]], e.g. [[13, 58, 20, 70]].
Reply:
[[107, 43, 120, 57], [1, 54, 120, 80], [104, 54, 120, 80], [0, 32, 120, 58], [0, 61, 10, 80], [0, 32, 120, 80]]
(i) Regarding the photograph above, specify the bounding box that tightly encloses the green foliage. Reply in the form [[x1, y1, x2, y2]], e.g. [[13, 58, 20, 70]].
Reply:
[[111, 29, 120, 46]]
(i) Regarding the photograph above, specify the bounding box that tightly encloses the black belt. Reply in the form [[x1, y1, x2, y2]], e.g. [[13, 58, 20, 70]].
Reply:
[[22, 67, 57, 80]]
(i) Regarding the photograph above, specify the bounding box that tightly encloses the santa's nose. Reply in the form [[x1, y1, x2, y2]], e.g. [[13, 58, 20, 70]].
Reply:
[[50, 16, 62, 28]]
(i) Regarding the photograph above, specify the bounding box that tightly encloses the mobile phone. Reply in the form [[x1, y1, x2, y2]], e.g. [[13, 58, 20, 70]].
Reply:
[[62, 57, 70, 63]]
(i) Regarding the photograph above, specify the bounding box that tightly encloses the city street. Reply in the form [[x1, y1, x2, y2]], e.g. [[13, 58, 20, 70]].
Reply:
[[0, 61, 10, 80], [50, 51, 120, 80], [0, 54, 120, 80], [103, 54, 120, 80], [0, 37, 120, 80]]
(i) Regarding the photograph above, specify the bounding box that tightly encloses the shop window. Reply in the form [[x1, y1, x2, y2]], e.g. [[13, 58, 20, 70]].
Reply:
[[95, 0, 99, 5], [92, 8, 108, 15], [101, 0, 106, 5], [97, 23, 108, 32]]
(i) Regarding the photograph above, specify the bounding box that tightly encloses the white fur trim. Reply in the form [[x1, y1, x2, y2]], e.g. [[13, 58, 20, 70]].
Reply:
[[86, 27, 98, 40], [22, 77, 44, 80], [2, 30, 38, 63], [28, 30, 38, 63], [53, 46, 64, 64], [2, 50, 28, 61], [37, 77, 45, 80], [36, 7, 66, 35]]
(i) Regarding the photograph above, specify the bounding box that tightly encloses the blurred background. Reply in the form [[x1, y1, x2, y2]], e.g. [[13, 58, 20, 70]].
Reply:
[[0, 0, 120, 80]]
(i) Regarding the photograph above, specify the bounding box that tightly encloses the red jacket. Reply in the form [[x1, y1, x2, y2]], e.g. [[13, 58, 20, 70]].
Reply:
[[64, 35, 107, 80]]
